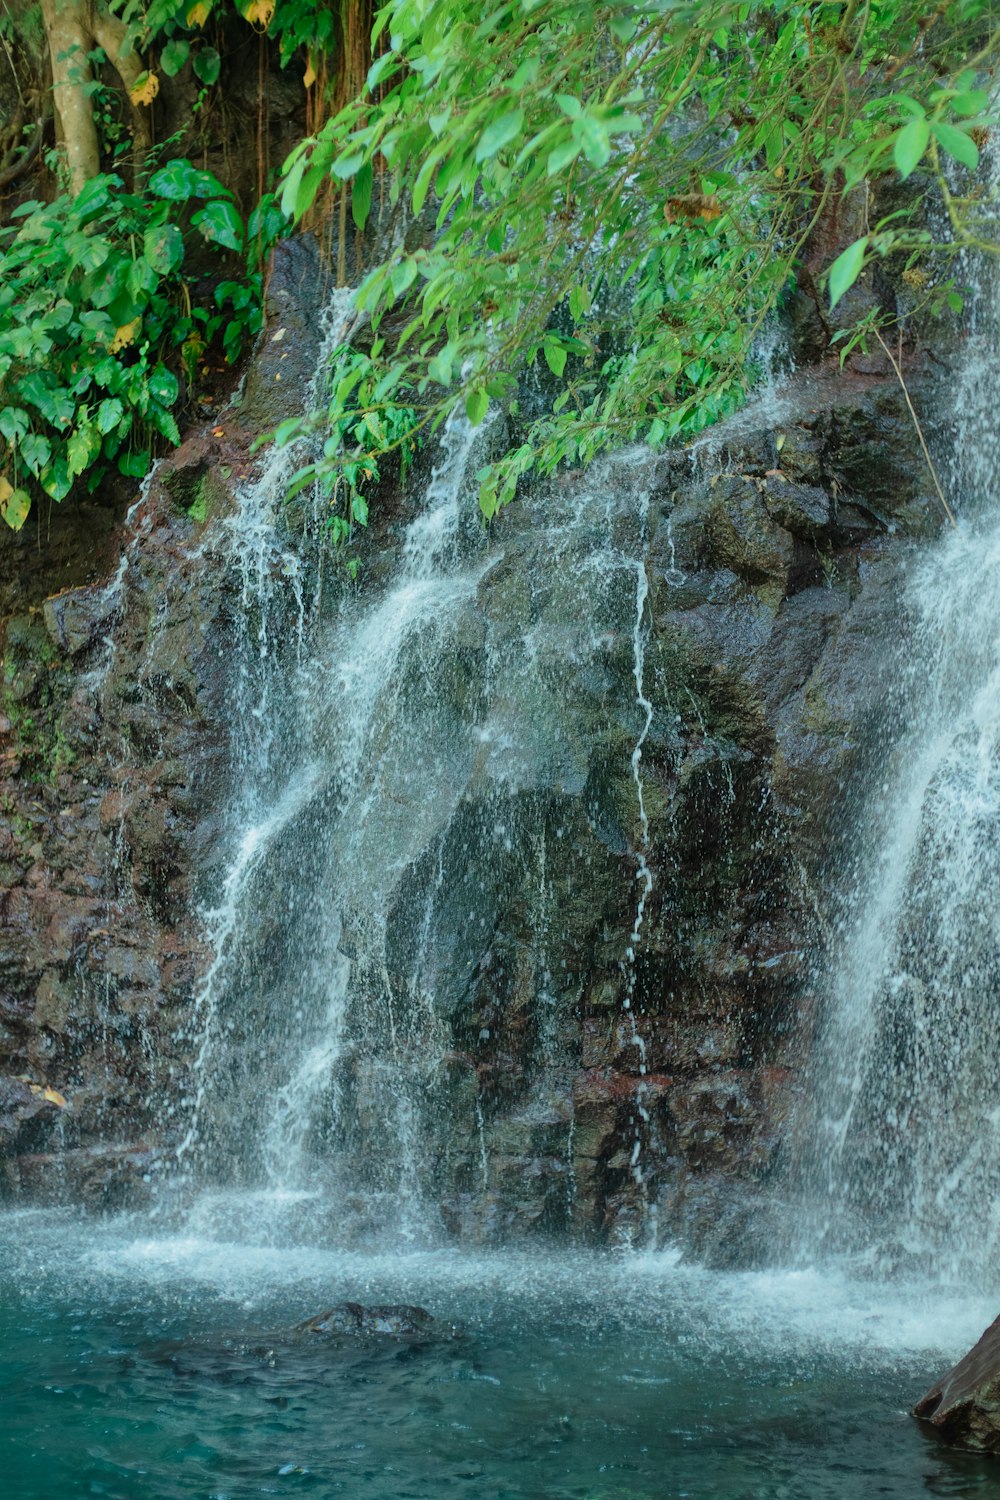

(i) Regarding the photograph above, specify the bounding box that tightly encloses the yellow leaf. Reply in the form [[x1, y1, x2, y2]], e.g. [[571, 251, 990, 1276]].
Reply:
[[111, 317, 142, 353], [663, 193, 722, 224], [129, 71, 160, 107], [186, 0, 211, 24], [0, 476, 29, 532], [42, 1087, 67, 1107], [303, 56, 316, 88], [245, 0, 275, 28]]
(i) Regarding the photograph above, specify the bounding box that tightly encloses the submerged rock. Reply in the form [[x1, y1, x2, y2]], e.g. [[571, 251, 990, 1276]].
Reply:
[[914, 1315, 1000, 1453], [294, 1303, 436, 1340]]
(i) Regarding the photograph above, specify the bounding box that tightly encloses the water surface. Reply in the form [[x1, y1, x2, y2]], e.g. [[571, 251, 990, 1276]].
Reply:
[[3, 1208, 997, 1499]]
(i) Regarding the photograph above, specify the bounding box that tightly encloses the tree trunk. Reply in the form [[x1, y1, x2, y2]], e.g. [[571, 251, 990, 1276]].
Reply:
[[40, 0, 149, 195], [40, 0, 98, 194]]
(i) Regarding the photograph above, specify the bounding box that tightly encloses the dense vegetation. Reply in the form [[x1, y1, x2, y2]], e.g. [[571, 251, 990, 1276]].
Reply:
[[0, 0, 997, 533]]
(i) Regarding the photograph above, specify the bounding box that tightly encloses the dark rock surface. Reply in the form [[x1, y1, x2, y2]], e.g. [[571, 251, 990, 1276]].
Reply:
[[914, 1315, 1000, 1452], [0, 230, 951, 1256], [295, 1303, 437, 1340]]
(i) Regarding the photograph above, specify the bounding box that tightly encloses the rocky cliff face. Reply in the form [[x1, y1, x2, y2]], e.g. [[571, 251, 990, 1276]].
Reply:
[[0, 242, 947, 1253]]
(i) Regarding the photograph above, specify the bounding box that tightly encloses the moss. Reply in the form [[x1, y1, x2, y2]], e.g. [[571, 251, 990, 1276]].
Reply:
[[2, 613, 76, 784]]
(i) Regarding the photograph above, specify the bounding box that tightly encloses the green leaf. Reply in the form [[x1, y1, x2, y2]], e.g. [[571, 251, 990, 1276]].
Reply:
[[568, 283, 591, 322], [390, 257, 418, 297], [20, 432, 51, 476], [66, 424, 95, 479], [0, 406, 29, 442], [428, 344, 454, 385], [161, 39, 190, 76], [41, 455, 72, 501], [932, 121, 979, 171], [0, 483, 30, 530], [193, 46, 221, 85], [148, 161, 198, 200], [143, 223, 184, 275], [96, 397, 124, 434], [827, 236, 867, 309], [191, 200, 244, 252], [547, 138, 581, 176], [946, 290, 964, 313], [367, 52, 399, 90], [331, 149, 366, 181], [543, 338, 567, 377], [950, 90, 988, 116], [475, 109, 524, 162], [352, 162, 373, 231], [574, 115, 610, 167], [148, 365, 179, 406], [893, 117, 930, 179], [118, 450, 150, 478], [465, 386, 489, 425]]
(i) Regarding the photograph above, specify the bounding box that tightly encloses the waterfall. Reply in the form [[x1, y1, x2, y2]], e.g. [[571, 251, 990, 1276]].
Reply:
[[165, 321, 661, 1247], [799, 154, 1000, 1281]]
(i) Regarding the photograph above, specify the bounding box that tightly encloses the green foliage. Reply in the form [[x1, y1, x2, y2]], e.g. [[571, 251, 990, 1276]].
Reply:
[[275, 0, 999, 520], [0, 164, 265, 529], [272, 345, 421, 540]]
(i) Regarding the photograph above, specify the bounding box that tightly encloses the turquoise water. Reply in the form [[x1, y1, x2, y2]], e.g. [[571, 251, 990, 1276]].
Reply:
[[3, 1208, 999, 1500]]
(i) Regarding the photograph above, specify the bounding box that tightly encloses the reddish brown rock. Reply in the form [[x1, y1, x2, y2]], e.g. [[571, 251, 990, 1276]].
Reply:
[[914, 1316, 1000, 1453]]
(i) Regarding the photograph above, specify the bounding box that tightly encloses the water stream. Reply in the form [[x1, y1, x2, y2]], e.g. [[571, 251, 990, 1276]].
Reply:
[[794, 145, 1000, 1283]]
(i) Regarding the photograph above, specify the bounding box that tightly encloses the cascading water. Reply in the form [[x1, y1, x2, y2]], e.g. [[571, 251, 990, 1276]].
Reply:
[[798, 155, 1000, 1281], [164, 310, 662, 1247]]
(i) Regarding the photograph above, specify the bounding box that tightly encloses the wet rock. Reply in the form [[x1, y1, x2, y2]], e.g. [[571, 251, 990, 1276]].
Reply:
[[760, 475, 832, 541], [703, 477, 795, 586], [295, 1304, 436, 1340], [42, 582, 122, 656], [914, 1315, 1000, 1453], [238, 234, 332, 430]]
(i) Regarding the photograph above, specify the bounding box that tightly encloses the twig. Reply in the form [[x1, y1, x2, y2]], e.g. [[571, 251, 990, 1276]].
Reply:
[[873, 327, 956, 528]]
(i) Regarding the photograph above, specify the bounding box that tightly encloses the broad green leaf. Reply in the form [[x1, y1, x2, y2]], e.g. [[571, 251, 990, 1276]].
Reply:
[[66, 424, 96, 479], [893, 117, 930, 179], [20, 432, 51, 476], [475, 109, 524, 162], [161, 39, 190, 76], [96, 397, 124, 434], [118, 449, 151, 478], [932, 121, 979, 171], [143, 223, 184, 275], [192, 200, 244, 252], [193, 46, 221, 85], [41, 455, 72, 502], [148, 365, 179, 406], [149, 161, 198, 200], [0, 477, 29, 531], [0, 406, 29, 442], [828, 236, 867, 309]]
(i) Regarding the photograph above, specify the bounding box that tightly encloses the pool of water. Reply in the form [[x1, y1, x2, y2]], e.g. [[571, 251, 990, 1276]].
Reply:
[[3, 1207, 999, 1500]]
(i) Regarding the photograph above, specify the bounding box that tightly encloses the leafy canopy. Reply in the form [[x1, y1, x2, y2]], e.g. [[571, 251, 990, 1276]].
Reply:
[[277, 0, 999, 521], [0, 161, 271, 530]]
